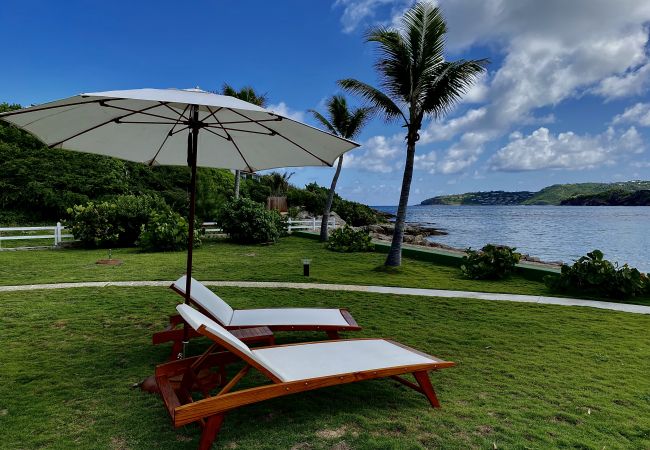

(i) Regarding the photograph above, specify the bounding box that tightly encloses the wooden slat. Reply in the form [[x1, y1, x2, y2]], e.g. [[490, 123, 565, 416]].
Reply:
[[174, 361, 452, 426], [156, 375, 180, 421]]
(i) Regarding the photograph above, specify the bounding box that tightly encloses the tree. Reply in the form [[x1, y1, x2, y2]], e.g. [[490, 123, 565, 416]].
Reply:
[[221, 84, 268, 198], [339, 1, 487, 266], [309, 95, 372, 241]]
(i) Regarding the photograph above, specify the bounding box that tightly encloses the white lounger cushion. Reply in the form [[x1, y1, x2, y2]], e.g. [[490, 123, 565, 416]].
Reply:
[[176, 304, 253, 359], [174, 276, 234, 325], [229, 308, 349, 327], [252, 340, 437, 382], [174, 276, 352, 328]]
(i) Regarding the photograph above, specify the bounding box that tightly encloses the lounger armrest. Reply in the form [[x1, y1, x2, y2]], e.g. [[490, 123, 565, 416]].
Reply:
[[340, 309, 361, 329]]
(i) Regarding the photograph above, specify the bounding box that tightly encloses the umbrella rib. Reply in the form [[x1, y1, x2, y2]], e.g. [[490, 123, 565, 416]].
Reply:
[[200, 106, 224, 124], [47, 102, 169, 148], [114, 120, 180, 125], [99, 101, 181, 123], [169, 125, 191, 136], [226, 108, 332, 166], [201, 126, 230, 141], [161, 103, 191, 121], [204, 125, 273, 136], [205, 106, 254, 172], [147, 104, 191, 166], [0, 98, 105, 117]]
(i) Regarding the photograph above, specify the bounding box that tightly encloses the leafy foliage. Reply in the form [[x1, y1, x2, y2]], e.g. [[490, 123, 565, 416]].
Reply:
[[286, 182, 378, 226], [326, 225, 375, 253], [66, 195, 168, 248], [461, 244, 521, 280], [216, 197, 286, 244], [137, 210, 198, 252], [545, 250, 649, 299]]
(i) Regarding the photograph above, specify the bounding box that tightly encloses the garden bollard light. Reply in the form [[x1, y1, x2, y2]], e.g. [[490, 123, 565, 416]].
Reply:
[[302, 259, 311, 277]]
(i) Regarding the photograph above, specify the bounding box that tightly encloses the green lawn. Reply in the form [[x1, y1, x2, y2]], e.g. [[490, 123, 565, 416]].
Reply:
[[3, 236, 649, 307], [0, 286, 648, 449]]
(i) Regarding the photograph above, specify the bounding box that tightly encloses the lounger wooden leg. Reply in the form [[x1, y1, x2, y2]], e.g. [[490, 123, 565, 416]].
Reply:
[[326, 331, 340, 339], [198, 414, 225, 450], [413, 371, 441, 408], [170, 339, 183, 361]]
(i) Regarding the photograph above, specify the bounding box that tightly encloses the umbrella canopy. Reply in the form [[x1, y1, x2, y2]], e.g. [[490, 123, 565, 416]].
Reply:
[[0, 88, 357, 170], [0, 88, 359, 357]]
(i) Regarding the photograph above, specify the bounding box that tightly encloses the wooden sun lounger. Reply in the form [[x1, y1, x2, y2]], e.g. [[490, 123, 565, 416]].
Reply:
[[155, 304, 455, 449], [153, 276, 361, 359]]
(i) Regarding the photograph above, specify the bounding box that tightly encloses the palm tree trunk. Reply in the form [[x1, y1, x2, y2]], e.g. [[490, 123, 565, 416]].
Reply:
[[385, 138, 416, 267], [320, 156, 344, 241], [234, 170, 241, 199]]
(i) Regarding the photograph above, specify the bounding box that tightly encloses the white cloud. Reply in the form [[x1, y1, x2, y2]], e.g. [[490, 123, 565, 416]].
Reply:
[[268, 102, 305, 122], [613, 102, 650, 127], [334, 0, 408, 34], [414, 151, 437, 173], [592, 62, 650, 100], [343, 134, 403, 173], [336, 0, 650, 175], [489, 126, 644, 171]]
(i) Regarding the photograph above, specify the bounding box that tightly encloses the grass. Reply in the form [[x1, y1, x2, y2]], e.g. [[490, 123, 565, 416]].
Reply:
[[1, 236, 648, 306], [0, 286, 648, 449]]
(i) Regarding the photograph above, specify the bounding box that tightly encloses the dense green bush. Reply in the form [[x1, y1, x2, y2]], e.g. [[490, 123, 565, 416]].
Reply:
[[66, 194, 167, 247], [461, 244, 521, 280], [326, 225, 374, 252], [333, 200, 377, 226], [137, 210, 199, 252], [545, 250, 648, 299], [216, 198, 285, 244]]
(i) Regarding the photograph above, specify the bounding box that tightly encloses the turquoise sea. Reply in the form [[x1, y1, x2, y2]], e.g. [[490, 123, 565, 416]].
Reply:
[[373, 205, 650, 272]]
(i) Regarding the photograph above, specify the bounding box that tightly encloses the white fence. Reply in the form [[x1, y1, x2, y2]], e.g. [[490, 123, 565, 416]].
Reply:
[[201, 217, 335, 235], [0, 222, 73, 248], [0, 217, 335, 248]]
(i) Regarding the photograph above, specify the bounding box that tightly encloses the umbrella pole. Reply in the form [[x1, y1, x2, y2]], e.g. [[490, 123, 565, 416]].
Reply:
[[181, 104, 200, 359]]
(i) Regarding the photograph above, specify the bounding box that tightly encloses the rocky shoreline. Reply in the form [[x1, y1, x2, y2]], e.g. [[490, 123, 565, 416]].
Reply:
[[296, 210, 563, 268]]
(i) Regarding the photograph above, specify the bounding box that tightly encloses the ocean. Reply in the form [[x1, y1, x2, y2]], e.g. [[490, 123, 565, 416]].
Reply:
[[373, 205, 650, 272]]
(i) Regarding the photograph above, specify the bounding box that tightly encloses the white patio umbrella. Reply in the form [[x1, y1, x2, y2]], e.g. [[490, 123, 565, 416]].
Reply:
[[0, 87, 359, 356]]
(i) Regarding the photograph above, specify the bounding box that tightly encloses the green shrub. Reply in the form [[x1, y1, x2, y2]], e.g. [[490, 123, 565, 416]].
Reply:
[[137, 210, 199, 252], [326, 225, 374, 253], [66, 194, 167, 248], [333, 200, 377, 226], [545, 250, 648, 299], [216, 197, 285, 244], [461, 244, 521, 280]]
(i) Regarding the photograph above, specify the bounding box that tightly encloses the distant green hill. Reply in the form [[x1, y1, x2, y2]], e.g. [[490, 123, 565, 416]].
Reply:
[[523, 181, 650, 205], [420, 181, 650, 206], [420, 191, 534, 205], [560, 189, 650, 206]]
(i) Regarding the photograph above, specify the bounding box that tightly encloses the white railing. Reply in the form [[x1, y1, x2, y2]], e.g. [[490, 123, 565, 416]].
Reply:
[[0, 222, 73, 248], [201, 217, 336, 235], [286, 217, 336, 232]]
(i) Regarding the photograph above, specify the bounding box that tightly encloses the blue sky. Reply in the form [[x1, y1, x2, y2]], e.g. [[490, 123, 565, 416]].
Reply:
[[2, 0, 650, 205]]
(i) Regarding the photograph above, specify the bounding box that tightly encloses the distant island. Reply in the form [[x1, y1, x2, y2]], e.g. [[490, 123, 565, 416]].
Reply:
[[420, 180, 650, 206]]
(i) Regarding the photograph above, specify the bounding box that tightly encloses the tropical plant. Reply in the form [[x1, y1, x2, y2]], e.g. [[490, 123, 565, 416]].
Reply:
[[66, 194, 168, 248], [545, 250, 649, 299], [326, 225, 374, 253], [216, 197, 286, 244], [309, 95, 372, 241], [221, 84, 268, 198], [262, 171, 294, 196], [137, 210, 199, 252], [461, 244, 521, 280], [339, 1, 487, 266]]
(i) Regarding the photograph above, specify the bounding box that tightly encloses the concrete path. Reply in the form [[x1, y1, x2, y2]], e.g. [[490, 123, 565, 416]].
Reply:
[[1, 280, 649, 315]]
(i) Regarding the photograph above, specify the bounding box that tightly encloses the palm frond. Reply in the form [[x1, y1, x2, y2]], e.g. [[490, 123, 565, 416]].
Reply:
[[338, 78, 407, 124], [422, 59, 488, 119], [366, 26, 413, 102], [308, 109, 338, 135], [345, 106, 374, 139]]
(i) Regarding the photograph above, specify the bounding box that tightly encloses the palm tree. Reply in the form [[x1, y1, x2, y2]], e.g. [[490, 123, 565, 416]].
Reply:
[[339, 2, 487, 266], [309, 95, 372, 241], [221, 84, 268, 198]]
